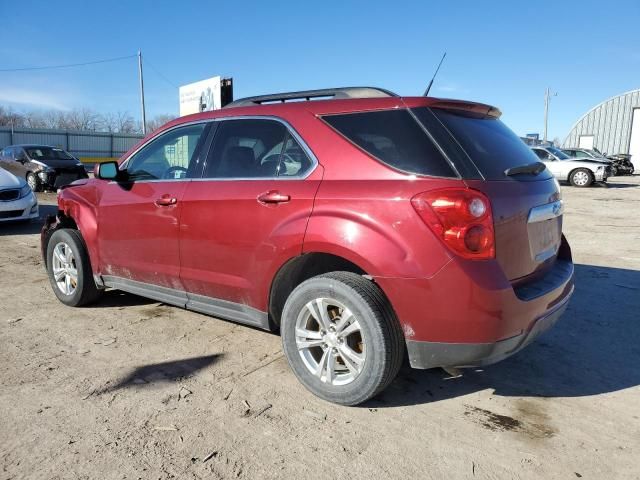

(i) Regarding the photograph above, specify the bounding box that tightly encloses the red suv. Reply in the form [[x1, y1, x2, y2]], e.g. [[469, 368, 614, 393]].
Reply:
[[41, 87, 574, 405]]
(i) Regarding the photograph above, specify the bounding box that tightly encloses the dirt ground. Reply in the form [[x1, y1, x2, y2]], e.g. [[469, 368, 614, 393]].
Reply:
[[1, 176, 639, 480]]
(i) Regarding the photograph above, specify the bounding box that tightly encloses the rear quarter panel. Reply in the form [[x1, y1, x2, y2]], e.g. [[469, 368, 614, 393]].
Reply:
[[303, 179, 457, 279]]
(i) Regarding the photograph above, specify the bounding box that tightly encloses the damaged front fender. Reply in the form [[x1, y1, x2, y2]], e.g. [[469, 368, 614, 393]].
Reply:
[[40, 214, 60, 270]]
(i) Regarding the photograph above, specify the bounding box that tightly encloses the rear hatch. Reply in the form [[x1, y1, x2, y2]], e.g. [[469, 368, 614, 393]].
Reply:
[[412, 105, 563, 281]]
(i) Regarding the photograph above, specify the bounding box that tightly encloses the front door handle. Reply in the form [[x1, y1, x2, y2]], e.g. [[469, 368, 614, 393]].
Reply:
[[155, 195, 178, 206], [257, 190, 291, 204]]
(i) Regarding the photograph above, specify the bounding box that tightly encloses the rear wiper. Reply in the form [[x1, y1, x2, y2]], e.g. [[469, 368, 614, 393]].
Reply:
[[504, 162, 546, 176]]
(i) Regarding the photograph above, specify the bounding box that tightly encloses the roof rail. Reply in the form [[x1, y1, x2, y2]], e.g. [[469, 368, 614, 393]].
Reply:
[[224, 86, 398, 108]]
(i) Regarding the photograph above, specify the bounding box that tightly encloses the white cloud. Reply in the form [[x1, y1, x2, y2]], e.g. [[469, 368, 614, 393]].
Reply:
[[0, 87, 71, 110]]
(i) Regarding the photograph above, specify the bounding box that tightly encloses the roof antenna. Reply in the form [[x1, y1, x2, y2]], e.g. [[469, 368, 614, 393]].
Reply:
[[423, 52, 447, 97]]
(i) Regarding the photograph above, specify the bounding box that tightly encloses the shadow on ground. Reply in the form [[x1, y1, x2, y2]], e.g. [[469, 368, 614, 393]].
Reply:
[[98, 354, 222, 393], [91, 289, 157, 308], [604, 182, 639, 189], [0, 205, 56, 236], [371, 263, 640, 408]]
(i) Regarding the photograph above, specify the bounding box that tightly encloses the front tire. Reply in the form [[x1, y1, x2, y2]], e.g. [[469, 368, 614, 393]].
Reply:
[[27, 173, 40, 192], [569, 168, 594, 187], [46, 228, 101, 307], [281, 272, 404, 406]]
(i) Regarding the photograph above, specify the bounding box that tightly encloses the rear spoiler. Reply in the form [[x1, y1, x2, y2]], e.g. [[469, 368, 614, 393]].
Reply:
[[429, 99, 502, 119]]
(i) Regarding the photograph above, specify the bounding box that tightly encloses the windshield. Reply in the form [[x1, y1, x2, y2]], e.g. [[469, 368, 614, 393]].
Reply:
[[546, 146, 570, 160], [25, 147, 75, 161], [587, 150, 605, 158]]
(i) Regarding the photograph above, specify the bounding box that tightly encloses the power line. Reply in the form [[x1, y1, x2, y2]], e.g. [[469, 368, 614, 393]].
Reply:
[[144, 58, 178, 88], [0, 54, 137, 72]]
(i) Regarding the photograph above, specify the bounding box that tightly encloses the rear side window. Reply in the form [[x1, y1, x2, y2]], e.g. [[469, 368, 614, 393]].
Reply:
[[322, 110, 456, 177], [532, 149, 551, 161], [418, 107, 552, 180]]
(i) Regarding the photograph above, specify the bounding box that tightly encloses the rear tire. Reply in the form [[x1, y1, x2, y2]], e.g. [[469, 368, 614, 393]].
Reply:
[[281, 271, 404, 406], [46, 228, 101, 307], [569, 168, 594, 187]]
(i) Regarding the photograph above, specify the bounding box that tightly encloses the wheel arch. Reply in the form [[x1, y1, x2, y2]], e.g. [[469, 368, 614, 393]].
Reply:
[[268, 252, 371, 329], [43, 193, 100, 273], [41, 212, 79, 269]]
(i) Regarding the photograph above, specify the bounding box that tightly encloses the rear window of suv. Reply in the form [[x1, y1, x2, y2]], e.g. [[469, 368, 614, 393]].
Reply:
[[414, 107, 551, 180], [322, 109, 457, 178]]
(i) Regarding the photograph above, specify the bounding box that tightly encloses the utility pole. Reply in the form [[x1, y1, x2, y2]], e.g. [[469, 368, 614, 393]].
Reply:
[[543, 87, 557, 143], [138, 50, 147, 135]]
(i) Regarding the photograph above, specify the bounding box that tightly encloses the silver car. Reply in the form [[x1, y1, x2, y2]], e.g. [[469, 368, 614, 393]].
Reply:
[[531, 146, 610, 187]]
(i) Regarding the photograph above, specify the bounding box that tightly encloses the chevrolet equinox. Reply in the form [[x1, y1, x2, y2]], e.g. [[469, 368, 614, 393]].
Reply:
[[41, 87, 574, 405]]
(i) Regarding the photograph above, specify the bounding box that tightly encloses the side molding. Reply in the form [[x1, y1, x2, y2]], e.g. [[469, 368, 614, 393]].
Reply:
[[101, 275, 270, 330]]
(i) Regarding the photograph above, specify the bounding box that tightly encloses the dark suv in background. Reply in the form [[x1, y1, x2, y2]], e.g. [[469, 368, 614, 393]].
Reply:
[[41, 87, 574, 405], [0, 145, 88, 191]]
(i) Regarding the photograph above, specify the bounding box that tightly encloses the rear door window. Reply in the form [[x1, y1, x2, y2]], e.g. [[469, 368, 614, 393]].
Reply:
[[278, 133, 313, 177], [203, 119, 313, 179], [322, 109, 457, 178], [415, 107, 552, 180]]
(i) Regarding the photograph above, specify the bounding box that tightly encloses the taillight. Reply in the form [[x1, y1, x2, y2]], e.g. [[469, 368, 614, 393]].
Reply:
[[411, 188, 495, 260]]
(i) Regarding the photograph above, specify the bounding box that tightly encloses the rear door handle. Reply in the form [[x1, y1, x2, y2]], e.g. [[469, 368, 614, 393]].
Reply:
[[155, 195, 178, 206], [257, 190, 291, 204]]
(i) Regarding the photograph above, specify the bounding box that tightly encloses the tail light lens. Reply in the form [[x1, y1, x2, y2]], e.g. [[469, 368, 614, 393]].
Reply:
[[411, 188, 495, 260]]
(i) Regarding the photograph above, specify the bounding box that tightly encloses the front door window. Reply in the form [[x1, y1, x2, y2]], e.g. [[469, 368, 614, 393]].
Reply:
[[127, 123, 208, 180]]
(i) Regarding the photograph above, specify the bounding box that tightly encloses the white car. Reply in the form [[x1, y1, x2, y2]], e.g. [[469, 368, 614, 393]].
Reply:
[[0, 167, 39, 222], [531, 146, 611, 187]]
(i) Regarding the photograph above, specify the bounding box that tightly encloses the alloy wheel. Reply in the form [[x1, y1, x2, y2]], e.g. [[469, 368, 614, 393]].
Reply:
[[51, 242, 78, 295], [295, 297, 366, 386]]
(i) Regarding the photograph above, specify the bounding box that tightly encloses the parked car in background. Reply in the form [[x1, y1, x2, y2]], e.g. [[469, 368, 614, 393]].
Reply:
[[606, 153, 635, 175], [561, 147, 619, 176], [41, 87, 574, 405], [532, 146, 610, 187], [0, 167, 38, 222], [0, 145, 88, 192]]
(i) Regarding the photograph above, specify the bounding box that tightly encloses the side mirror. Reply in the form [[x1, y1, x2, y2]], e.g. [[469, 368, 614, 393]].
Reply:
[[95, 161, 119, 180]]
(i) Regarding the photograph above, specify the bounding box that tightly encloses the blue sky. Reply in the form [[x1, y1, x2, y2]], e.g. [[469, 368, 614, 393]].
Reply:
[[1, 0, 638, 140]]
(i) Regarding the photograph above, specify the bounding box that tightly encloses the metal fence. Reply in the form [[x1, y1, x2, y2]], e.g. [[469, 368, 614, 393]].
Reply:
[[0, 126, 143, 163]]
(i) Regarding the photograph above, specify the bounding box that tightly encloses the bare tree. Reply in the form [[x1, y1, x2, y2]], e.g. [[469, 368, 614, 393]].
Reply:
[[100, 111, 138, 133], [146, 114, 176, 133], [1, 104, 175, 135], [0, 106, 25, 128], [64, 108, 100, 131], [22, 111, 49, 129], [40, 110, 69, 129]]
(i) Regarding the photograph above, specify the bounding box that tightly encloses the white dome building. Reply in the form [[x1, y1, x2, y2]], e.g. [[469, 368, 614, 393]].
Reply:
[[563, 89, 640, 171]]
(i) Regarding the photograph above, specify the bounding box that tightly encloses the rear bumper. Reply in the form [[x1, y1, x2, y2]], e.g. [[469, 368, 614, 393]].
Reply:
[[375, 237, 575, 369], [405, 286, 572, 369]]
